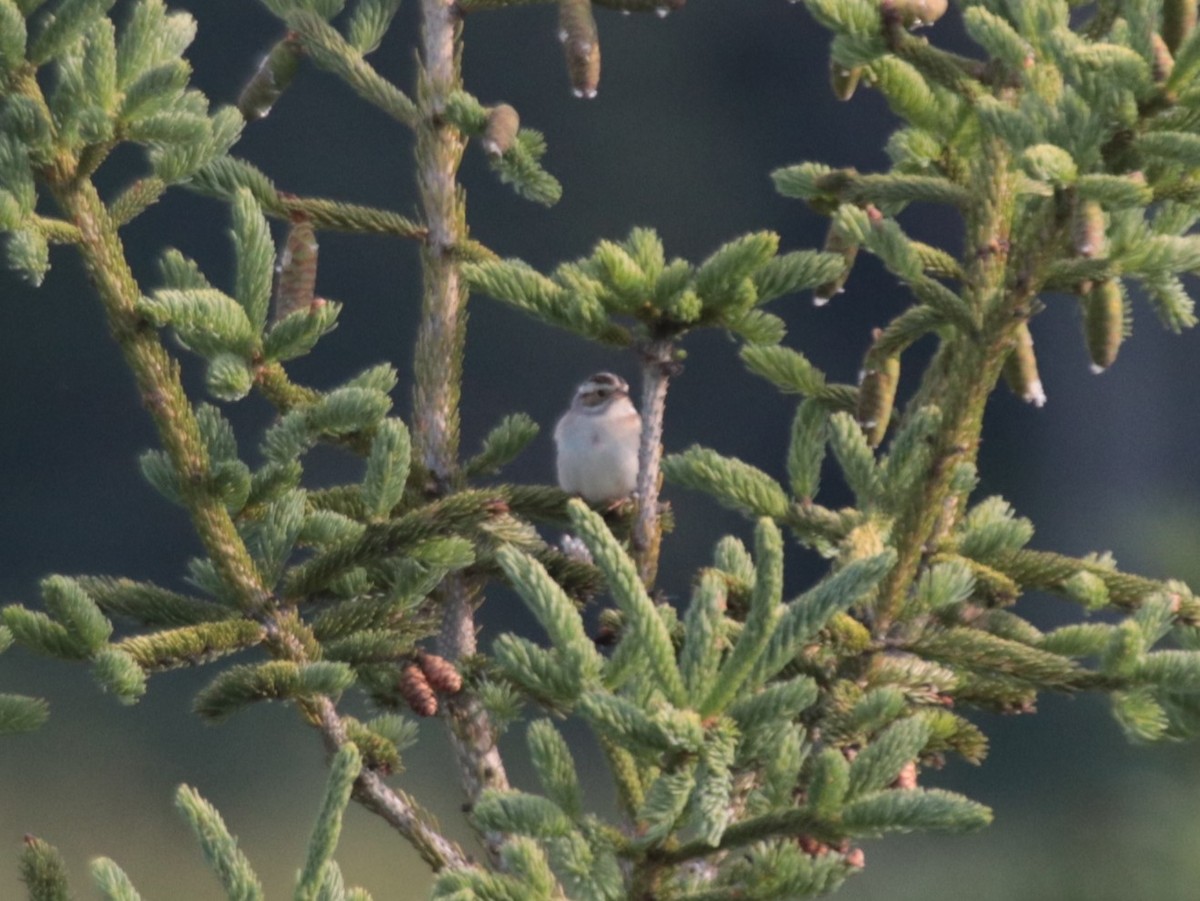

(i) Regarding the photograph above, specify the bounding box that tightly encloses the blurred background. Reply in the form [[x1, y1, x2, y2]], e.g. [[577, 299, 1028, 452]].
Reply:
[[2, 1, 1200, 897]]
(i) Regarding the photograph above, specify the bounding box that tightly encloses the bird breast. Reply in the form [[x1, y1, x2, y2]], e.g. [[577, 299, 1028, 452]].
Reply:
[[554, 401, 640, 503]]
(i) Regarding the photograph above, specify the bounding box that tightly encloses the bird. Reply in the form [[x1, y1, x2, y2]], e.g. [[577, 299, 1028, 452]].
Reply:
[[554, 372, 641, 504]]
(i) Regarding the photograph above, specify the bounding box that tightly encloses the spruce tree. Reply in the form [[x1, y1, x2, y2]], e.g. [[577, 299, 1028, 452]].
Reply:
[[3, 1, 1200, 898]]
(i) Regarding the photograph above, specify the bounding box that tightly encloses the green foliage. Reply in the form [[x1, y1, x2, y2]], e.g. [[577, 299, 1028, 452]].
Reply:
[[40, 574, 111, 652], [829, 411, 882, 506], [176, 785, 265, 901], [754, 551, 896, 683], [679, 570, 727, 708], [27, 0, 116, 67], [473, 789, 574, 839], [91, 858, 143, 901], [194, 660, 355, 721], [19, 836, 71, 901], [787, 399, 828, 500], [577, 690, 703, 757], [75, 575, 231, 626], [661, 446, 791, 520], [840, 787, 992, 837], [230, 187, 273, 333], [285, 8, 417, 125], [698, 518, 783, 715], [141, 287, 257, 357], [92, 647, 147, 704], [806, 747, 850, 819], [297, 745, 362, 901], [467, 226, 839, 346], [3, 605, 85, 659], [118, 620, 264, 671], [496, 545, 602, 688], [66, 768, 376, 901], [5, 225, 49, 285], [361, 418, 411, 518], [488, 127, 563, 206], [0, 691, 49, 734], [957, 496, 1035, 561], [568, 501, 686, 705], [465, 412, 539, 477], [846, 717, 930, 798], [0, 4, 27, 82], [463, 256, 623, 343], [151, 105, 244, 183], [740, 343, 829, 398], [263, 300, 343, 361], [346, 0, 402, 54], [910, 558, 975, 614]]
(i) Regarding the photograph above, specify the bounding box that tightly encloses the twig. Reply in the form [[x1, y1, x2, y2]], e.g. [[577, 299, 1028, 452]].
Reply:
[[632, 339, 677, 587], [415, 0, 511, 857], [311, 696, 472, 871]]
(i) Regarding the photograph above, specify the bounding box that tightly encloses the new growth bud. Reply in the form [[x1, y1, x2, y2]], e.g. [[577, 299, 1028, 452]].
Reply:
[[856, 329, 900, 447], [885, 0, 948, 29], [482, 104, 520, 156], [1072, 200, 1106, 259], [1162, 0, 1198, 55], [559, 0, 601, 99], [830, 59, 862, 101], [1002, 321, 1047, 407], [814, 219, 859, 306], [238, 35, 302, 122], [1151, 32, 1175, 84], [1084, 279, 1124, 373], [274, 213, 319, 322]]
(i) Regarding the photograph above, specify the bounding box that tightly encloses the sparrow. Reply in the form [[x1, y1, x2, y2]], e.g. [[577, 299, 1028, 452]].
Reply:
[[553, 372, 641, 504]]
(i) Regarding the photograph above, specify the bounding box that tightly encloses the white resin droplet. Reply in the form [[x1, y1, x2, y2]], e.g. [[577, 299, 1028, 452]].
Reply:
[[1089, 362, 1107, 375], [813, 294, 831, 307], [655, 6, 669, 17], [1025, 380, 1047, 407]]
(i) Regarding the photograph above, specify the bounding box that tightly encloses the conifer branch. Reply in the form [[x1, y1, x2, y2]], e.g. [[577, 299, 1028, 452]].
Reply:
[[414, 0, 512, 854], [648, 808, 830, 865], [256, 361, 322, 412], [310, 694, 472, 871], [19, 61, 470, 868], [275, 194, 426, 240], [883, 19, 988, 97], [992, 549, 1200, 621], [633, 339, 675, 587], [31, 214, 80, 243], [875, 140, 1022, 630], [50, 176, 269, 616], [187, 157, 427, 239], [285, 9, 419, 127]]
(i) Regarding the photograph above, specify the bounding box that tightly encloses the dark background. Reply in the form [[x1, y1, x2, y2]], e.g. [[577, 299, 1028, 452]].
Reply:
[[2, 1, 1200, 897]]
